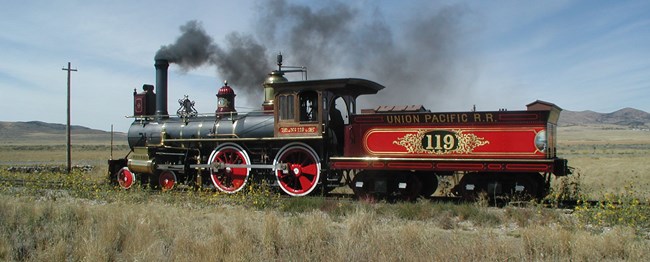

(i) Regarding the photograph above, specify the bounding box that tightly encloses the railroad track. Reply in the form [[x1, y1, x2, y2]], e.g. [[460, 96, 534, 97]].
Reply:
[[0, 176, 642, 209]]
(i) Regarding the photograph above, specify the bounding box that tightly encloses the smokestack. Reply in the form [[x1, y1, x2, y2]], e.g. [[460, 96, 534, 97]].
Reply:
[[155, 59, 169, 118]]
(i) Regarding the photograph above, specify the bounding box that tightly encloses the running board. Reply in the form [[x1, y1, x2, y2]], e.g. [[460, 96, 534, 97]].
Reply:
[[157, 163, 288, 171]]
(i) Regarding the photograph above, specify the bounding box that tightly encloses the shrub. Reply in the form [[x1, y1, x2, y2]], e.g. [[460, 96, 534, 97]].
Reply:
[[546, 171, 585, 206], [574, 183, 650, 230]]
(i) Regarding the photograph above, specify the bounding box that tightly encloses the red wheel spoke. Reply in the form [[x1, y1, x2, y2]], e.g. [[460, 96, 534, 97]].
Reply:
[[301, 163, 318, 176], [231, 167, 248, 177], [232, 179, 243, 188], [298, 175, 313, 191]]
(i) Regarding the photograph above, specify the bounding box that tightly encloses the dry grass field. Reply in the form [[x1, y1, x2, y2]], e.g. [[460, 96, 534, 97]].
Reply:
[[0, 131, 129, 166], [557, 125, 650, 200], [1, 192, 648, 261], [1, 124, 649, 261]]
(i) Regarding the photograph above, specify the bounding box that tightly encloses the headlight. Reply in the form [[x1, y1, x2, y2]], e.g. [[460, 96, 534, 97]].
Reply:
[[535, 130, 547, 152]]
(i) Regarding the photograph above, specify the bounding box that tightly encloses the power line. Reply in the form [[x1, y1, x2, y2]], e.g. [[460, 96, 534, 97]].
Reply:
[[62, 62, 77, 173]]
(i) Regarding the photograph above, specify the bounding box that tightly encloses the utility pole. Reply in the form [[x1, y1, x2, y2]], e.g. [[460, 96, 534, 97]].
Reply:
[[62, 62, 77, 173]]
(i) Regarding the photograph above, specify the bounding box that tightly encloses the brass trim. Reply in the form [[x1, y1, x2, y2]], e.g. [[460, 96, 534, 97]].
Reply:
[[165, 136, 323, 142]]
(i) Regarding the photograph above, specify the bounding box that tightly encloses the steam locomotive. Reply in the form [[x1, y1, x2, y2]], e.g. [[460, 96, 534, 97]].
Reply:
[[108, 55, 570, 200]]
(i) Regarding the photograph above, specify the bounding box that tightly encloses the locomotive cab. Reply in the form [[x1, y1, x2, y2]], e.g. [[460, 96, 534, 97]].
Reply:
[[274, 90, 323, 138], [270, 78, 384, 149]]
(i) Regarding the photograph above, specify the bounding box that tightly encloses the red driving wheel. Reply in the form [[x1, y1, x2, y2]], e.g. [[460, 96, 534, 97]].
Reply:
[[209, 143, 251, 193], [274, 142, 321, 196]]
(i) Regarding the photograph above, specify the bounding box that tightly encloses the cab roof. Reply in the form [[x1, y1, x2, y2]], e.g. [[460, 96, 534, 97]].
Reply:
[[269, 78, 385, 98]]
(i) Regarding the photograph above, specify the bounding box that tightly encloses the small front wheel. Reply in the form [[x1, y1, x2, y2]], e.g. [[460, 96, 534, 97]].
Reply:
[[159, 170, 177, 191], [116, 167, 135, 189]]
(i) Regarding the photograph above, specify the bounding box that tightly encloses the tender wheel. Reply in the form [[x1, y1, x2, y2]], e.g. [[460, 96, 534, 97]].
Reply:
[[455, 172, 482, 201], [351, 171, 374, 201], [158, 170, 177, 191], [511, 173, 542, 201], [208, 143, 251, 193], [351, 171, 422, 201], [417, 173, 439, 197], [116, 167, 135, 189], [273, 142, 321, 196], [400, 172, 423, 201]]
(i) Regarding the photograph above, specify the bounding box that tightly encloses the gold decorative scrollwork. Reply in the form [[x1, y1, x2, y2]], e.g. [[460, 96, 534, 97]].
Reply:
[[393, 129, 489, 154]]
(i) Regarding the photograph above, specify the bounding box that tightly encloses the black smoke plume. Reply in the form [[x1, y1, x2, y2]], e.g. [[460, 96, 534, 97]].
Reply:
[[156, 1, 472, 110], [155, 21, 269, 104], [155, 20, 216, 69], [211, 33, 269, 92], [256, 0, 473, 109]]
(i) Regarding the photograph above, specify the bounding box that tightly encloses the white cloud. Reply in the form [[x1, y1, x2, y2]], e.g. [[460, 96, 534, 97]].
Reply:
[[1, 0, 649, 133]]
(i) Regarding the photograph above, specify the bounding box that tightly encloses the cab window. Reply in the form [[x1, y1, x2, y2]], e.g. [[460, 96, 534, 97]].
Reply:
[[299, 91, 318, 122], [279, 94, 294, 120]]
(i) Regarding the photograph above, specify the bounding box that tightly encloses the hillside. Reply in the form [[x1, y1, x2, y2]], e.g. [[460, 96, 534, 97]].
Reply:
[[1, 106, 648, 145], [0, 121, 126, 145], [558, 108, 650, 128]]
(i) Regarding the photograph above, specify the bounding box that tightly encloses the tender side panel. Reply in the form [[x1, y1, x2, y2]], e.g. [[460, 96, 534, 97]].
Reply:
[[362, 126, 546, 159], [346, 110, 550, 159], [335, 109, 572, 175]]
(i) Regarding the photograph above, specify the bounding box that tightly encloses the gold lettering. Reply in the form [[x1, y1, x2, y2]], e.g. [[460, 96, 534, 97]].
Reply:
[[387, 115, 424, 124], [389, 113, 480, 124], [425, 134, 434, 150], [486, 113, 494, 122]]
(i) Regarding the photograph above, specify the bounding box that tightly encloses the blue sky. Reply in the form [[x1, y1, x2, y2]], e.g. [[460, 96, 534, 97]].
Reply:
[[1, 0, 649, 132]]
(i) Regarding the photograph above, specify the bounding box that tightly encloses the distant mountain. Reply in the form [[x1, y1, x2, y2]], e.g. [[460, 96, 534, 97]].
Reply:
[[0, 121, 126, 144], [559, 108, 650, 128], [2, 107, 648, 144], [0, 121, 106, 135]]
